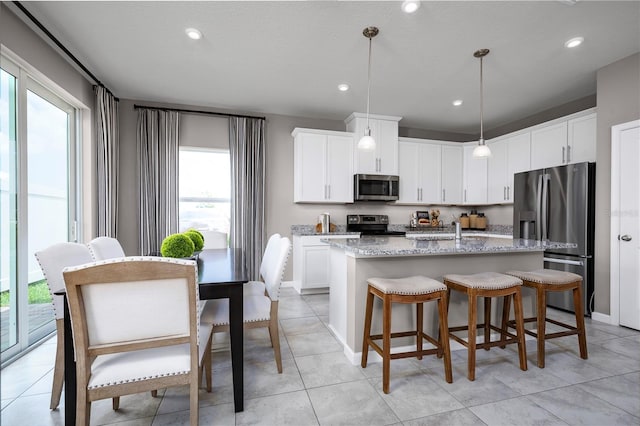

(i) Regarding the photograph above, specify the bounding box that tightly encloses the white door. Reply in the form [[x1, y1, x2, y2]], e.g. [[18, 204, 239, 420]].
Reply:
[[611, 120, 640, 330]]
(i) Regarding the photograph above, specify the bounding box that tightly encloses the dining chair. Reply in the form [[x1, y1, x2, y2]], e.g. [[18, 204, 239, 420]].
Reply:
[[62, 256, 213, 426], [201, 236, 291, 373], [200, 230, 228, 249], [34, 242, 95, 410], [243, 233, 281, 296], [87, 236, 126, 260]]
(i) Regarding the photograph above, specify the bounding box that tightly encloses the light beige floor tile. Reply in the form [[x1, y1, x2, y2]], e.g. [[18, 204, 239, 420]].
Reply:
[[286, 330, 342, 357], [296, 351, 366, 388], [91, 390, 165, 424], [403, 408, 484, 426], [244, 358, 304, 399], [470, 396, 568, 426], [280, 316, 328, 336], [0, 393, 64, 426], [577, 374, 640, 417], [235, 390, 318, 426]]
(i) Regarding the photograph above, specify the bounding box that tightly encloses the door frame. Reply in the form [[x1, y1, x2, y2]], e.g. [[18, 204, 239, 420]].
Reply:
[[609, 119, 640, 326]]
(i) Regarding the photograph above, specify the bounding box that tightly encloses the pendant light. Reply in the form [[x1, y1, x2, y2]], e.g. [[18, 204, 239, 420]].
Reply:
[[358, 26, 379, 151], [472, 48, 492, 158]]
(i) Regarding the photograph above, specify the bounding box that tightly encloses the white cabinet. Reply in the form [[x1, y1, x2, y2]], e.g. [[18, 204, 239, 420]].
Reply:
[[531, 110, 596, 169], [292, 234, 359, 294], [441, 145, 463, 204], [293, 128, 354, 203], [345, 113, 402, 175], [487, 132, 530, 203], [398, 139, 441, 204], [463, 144, 487, 204]]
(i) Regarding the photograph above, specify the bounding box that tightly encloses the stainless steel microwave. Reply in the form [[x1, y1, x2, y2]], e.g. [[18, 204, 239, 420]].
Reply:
[[354, 174, 399, 201]]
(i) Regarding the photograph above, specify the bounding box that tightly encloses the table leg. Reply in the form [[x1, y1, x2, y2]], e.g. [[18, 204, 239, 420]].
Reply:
[[63, 296, 76, 425], [228, 285, 244, 412]]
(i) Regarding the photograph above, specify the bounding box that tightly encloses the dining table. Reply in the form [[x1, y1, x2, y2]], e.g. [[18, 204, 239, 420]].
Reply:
[[56, 248, 248, 425]]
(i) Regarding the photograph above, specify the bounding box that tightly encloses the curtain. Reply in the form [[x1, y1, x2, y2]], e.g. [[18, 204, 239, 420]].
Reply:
[[136, 109, 180, 255], [229, 116, 265, 279], [94, 86, 119, 237]]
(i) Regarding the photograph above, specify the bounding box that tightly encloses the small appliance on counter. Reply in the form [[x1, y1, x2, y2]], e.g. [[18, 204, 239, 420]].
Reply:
[[315, 213, 336, 233], [347, 214, 406, 236]]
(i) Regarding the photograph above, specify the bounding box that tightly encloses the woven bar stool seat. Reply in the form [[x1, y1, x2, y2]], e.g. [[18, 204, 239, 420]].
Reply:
[[505, 269, 588, 368], [361, 276, 452, 394], [443, 272, 528, 381]]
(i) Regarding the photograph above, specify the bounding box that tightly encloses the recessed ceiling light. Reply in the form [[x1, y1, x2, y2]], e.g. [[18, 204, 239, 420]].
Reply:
[[185, 28, 202, 40], [565, 36, 584, 48], [453, 99, 463, 106], [401, 0, 421, 14], [338, 83, 350, 92]]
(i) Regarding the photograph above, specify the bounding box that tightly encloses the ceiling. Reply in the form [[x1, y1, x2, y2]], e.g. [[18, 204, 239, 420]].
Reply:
[[16, 1, 640, 135]]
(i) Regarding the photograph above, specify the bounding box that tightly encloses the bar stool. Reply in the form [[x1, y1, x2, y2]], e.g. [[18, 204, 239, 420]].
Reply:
[[361, 276, 452, 394], [443, 272, 527, 381], [505, 269, 588, 368]]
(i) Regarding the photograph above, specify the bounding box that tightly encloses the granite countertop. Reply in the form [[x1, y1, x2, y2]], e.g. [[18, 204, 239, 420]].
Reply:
[[321, 234, 575, 257], [291, 224, 513, 237]]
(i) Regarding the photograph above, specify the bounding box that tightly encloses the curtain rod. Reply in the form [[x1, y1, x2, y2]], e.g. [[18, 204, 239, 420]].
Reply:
[[12, 1, 118, 100], [134, 104, 266, 121]]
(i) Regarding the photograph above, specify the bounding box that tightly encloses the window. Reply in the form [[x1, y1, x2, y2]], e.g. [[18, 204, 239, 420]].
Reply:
[[179, 148, 230, 236]]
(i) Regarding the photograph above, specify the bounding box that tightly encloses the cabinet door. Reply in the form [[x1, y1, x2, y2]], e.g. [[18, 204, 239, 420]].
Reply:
[[398, 142, 421, 203], [376, 119, 399, 174], [487, 139, 508, 203], [531, 121, 567, 169], [294, 132, 327, 202], [506, 132, 531, 202], [463, 145, 487, 204], [441, 145, 463, 204], [419, 144, 442, 203], [326, 134, 354, 202], [567, 113, 596, 164], [302, 245, 330, 288]]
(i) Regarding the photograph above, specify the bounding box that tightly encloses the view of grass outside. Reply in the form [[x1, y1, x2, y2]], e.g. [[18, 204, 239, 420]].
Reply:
[[0, 279, 51, 307]]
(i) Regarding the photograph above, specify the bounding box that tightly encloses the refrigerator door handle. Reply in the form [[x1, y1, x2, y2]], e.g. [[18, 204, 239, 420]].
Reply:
[[541, 174, 550, 240], [544, 257, 584, 266], [536, 174, 543, 240]]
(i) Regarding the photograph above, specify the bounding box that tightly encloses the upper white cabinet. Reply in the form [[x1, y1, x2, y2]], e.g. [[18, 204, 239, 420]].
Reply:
[[441, 145, 463, 204], [345, 113, 402, 175], [487, 132, 530, 203], [293, 128, 354, 203], [462, 144, 487, 205], [531, 109, 596, 169], [398, 139, 441, 204]]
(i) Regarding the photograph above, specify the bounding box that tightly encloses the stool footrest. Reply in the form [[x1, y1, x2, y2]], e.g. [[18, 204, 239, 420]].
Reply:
[[507, 317, 579, 339], [449, 323, 520, 349], [368, 341, 441, 361]]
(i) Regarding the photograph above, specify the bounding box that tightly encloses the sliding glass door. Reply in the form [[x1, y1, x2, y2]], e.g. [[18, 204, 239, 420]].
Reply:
[[1, 57, 78, 363]]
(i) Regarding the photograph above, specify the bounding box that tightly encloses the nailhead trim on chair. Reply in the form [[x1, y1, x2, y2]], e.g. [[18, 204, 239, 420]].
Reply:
[[505, 269, 582, 285], [367, 276, 447, 295], [443, 272, 522, 289]]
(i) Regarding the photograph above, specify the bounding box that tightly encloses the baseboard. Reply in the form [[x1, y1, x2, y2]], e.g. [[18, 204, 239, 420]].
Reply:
[[281, 280, 294, 288], [591, 311, 612, 325]]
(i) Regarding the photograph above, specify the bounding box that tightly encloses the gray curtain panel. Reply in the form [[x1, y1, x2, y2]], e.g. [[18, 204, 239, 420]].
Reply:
[[136, 108, 179, 255], [94, 86, 119, 237], [229, 116, 265, 279]]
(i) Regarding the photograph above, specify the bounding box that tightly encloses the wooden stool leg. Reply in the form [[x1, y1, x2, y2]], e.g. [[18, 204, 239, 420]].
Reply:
[[484, 297, 492, 350], [513, 288, 528, 371], [499, 295, 511, 349], [438, 292, 453, 383], [437, 288, 452, 359], [382, 294, 392, 394], [417, 302, 424, 360], [536, 285, 547, 368], [361, 288, 375, 368], [573, 284, 588, 360], [467, 290, 477, 381]]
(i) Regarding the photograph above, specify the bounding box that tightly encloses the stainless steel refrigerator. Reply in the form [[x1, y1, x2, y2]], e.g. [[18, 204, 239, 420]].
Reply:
[[513, 162, 595, 316]]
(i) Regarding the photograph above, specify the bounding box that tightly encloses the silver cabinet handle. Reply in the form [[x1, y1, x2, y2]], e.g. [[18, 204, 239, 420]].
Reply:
[[419, 188, 422, 201], [324, 184, 328, 199], [544, 257, 584, 266], [620, 235, 632, 242], [567, 145, 571, 163], [417, 188, 420, 201], [562, 146, 566, 163], [327, 185, 331, 199], [442, 189, 446, 202], [507, 186, 510, 200], [504, 186, 507, 200], [464, 189, 467, 203]]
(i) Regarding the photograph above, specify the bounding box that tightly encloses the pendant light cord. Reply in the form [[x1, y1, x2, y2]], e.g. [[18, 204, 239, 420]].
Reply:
[[366, 35, 372, 134], [480, 55, 484, 143]]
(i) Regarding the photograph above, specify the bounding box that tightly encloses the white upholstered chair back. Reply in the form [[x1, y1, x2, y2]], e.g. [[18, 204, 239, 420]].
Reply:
[[260, 233, 281, 280], [264, 237, 291, 302], [88, 236, 126, 260], [201, 231, 228, 249], [34, 242, 94, 320]]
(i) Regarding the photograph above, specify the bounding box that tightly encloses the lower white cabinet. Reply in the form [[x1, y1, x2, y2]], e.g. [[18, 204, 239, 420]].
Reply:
[[292, 234, 359, 294]]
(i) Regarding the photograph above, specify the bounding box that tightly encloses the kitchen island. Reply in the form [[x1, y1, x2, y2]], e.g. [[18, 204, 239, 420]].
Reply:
[[324, 235, 575, 364]]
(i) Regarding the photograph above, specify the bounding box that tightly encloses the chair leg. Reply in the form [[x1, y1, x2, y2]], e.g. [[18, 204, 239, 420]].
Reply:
[[513, 288, 528, 372], [416, 302, 424, 360], [112, 396, 120, 410], [361, 289, 375, 368], [190, 375, 199, 426], [437, 292, 453, 383], [382, 294, 392, 394], [484, 297, 491, 350], [573, 284, 589, 360], [204, 332, 213, 392], [151, 390, 158, 398], [76, 387, 90, 426], [467, 291, 477, 381], [269, 317, 283, 374], [536, 286, 547, 368], [50, 320, 65, 409], [499, 295, 511, 349]]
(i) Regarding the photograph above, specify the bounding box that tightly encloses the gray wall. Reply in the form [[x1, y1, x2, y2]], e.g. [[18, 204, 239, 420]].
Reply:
[[594, 53, 640, 315]]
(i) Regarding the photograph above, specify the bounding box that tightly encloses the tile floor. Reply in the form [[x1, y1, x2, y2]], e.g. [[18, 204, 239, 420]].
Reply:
[[1, 286, 639, 425]]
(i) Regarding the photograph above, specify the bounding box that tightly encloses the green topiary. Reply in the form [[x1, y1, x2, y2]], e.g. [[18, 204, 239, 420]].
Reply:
[[187, 228, 204, 243], [160, 233, 195, 258], [184, 230, 204, 251]]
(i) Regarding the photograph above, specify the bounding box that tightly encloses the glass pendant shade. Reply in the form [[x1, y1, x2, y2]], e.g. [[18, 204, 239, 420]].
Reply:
[[472, 141, 492, 158], [359, 27, 378, 151], [358, 133, 376, 151], [473, 48, 491, 159]]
